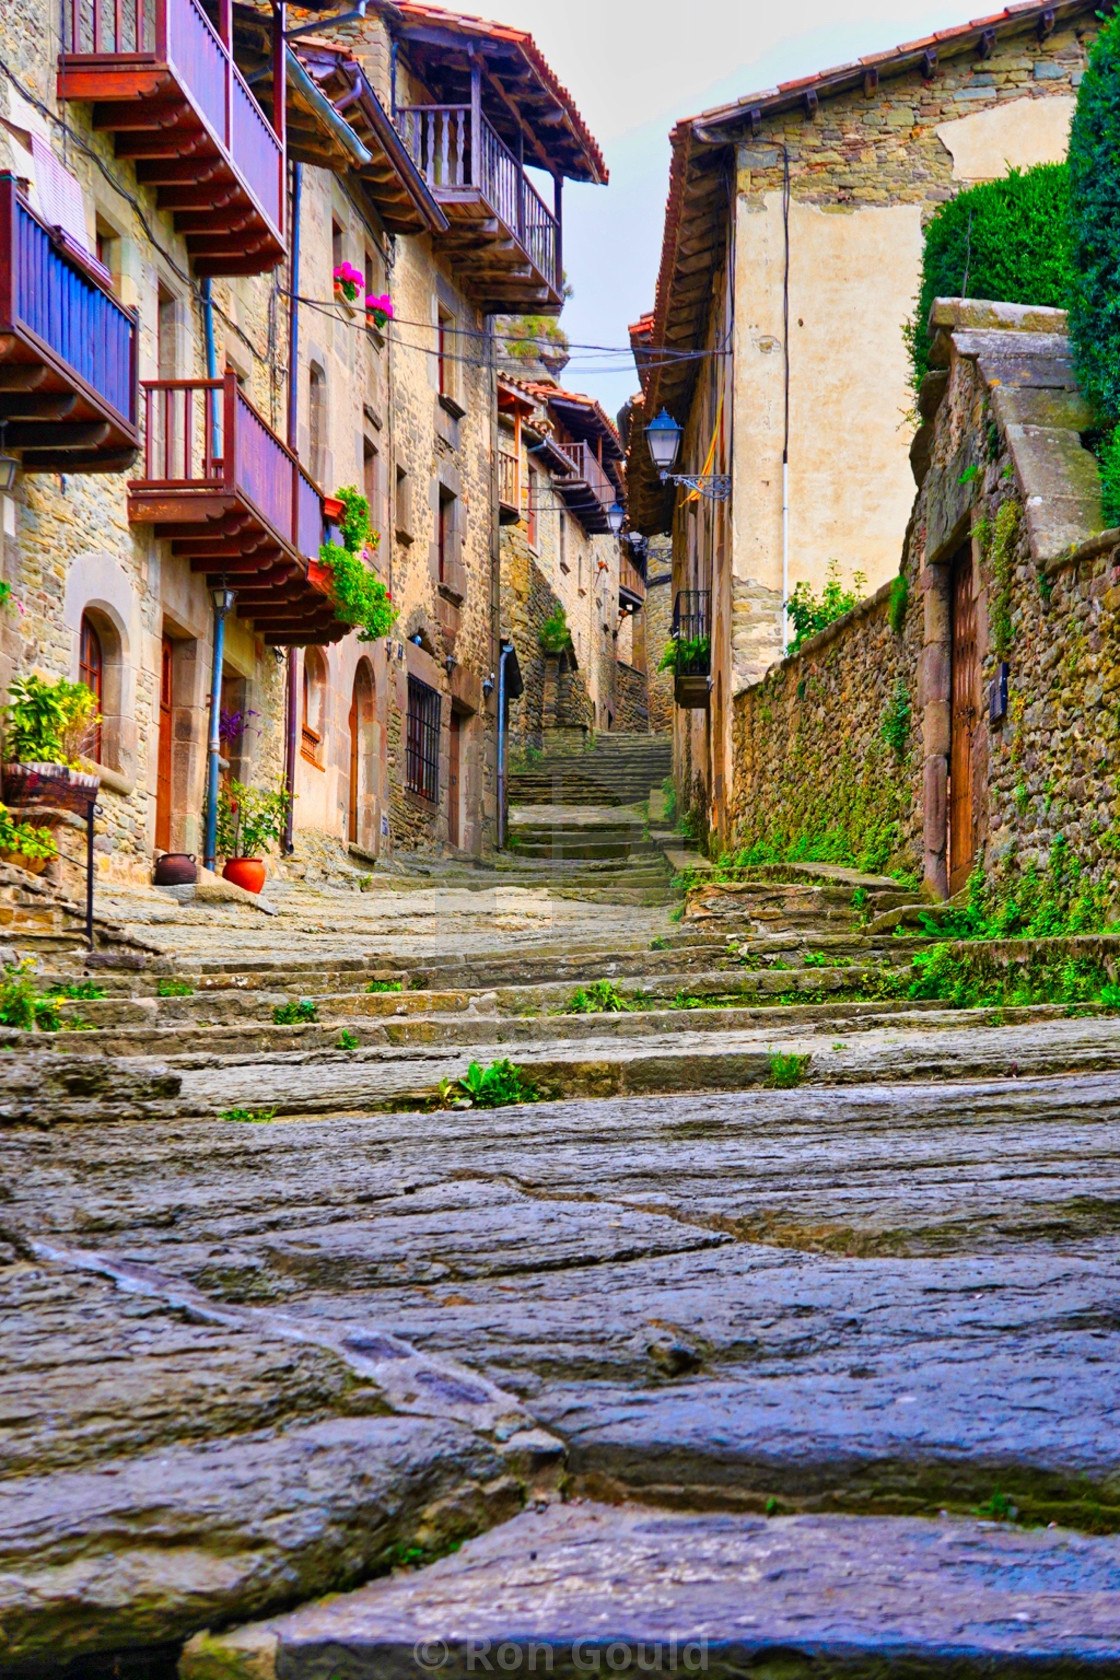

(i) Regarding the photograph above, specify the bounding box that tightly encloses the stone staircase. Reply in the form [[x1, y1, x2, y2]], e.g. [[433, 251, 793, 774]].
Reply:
[[508, 733, 673, 808]]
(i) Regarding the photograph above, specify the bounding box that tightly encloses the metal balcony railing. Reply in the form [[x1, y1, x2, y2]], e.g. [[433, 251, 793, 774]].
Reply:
[[395, 104, 559, 291]]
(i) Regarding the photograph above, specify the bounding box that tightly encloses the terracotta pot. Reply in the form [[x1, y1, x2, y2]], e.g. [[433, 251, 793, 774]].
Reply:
[[0, 851, 48, 876], [223, 857, 266, 895], [3, 762, 100, 815], [153, 853, 197, 887]]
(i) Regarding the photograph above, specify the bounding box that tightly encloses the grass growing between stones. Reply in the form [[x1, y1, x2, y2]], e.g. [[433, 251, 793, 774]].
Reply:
[[157, 977, 194, 997], [220, 1107, 278, 1124], [567, 980, 633, 1014], [368, 980, 404, 994], [446, 1060, 539, 1109], [273, 999, 319, 1025], [767, 1052, 811, 1089]]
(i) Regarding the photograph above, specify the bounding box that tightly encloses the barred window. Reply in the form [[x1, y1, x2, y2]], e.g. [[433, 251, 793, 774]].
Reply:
[[406, 677, 441, 802]]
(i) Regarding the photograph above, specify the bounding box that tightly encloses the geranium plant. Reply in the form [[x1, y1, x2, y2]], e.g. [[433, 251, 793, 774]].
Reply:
[[319, 486, 397, 643], [332, 262, 363, 304], [365, 292, 394, 331], [0, 804, 57, 863], [215, 781, 291, 860]]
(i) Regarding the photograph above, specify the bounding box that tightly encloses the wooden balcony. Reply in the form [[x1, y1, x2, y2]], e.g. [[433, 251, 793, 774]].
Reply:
[[396, 105, 562, 313], [129, 373, 349, 645], [619, 551, 646, 607], [0, 175, 138, 473], [59, 0, 285, 276], [498, 448, 521, 525], [555, 440, 617, 534]]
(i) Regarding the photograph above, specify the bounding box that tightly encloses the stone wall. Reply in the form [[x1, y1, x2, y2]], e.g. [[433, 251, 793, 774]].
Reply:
[[729, 301, 1118, 906], [615, 664, 649, 734], [645, 546, 674, 736]]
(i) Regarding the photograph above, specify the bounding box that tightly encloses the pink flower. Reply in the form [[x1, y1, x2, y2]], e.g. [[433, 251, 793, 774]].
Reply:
[[364, 292, 394, 324]]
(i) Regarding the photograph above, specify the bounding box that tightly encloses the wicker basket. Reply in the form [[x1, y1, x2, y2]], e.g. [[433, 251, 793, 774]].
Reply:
[[2, 763, 100, 815]]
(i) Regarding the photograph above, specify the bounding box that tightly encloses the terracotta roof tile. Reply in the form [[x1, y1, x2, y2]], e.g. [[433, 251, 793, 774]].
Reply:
[[389, 0, 606, 183]]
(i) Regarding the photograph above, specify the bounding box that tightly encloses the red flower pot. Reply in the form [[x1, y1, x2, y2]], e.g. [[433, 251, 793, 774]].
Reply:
[[223, 857, 266, 895]]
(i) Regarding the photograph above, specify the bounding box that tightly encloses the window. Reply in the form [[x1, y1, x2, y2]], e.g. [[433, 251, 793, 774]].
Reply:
[[302, 647, 326, 764], [526, 465, 539, 549], [79, 614, 104, 763], [437, 308, 452, 398], [332, 218, 344, 276], [406, 676, 441, 802], [559, 511, 569, 574], [363, 437, 381, 546], [308, 363, 326, 484], [438, 487, 456, 585], [395, 464, 413, 542], [95, 217, 119, 287], [157, 283, 177, 378]]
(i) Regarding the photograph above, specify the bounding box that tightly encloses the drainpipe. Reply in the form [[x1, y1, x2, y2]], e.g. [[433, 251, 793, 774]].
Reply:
[[496, 637, 514, 849], [204, 588, 236, 872], [201, 277, 220, 454], [283, 161, 302, 854]]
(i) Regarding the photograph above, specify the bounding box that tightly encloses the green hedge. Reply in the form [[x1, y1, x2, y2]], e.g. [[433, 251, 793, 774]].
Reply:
[[908, 163, 1073, 390], [1069, 11, 1120, 426]]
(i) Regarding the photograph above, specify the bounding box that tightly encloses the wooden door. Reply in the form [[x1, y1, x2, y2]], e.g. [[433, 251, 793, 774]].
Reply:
[[155, 635, 174, 852], [448, 710, 462, 850], [949, 549, 979, 896], [348, 686, 359, 845]]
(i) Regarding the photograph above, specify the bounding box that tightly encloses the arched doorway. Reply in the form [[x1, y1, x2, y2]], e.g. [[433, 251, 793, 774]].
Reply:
[[348, 659, 376, 851]]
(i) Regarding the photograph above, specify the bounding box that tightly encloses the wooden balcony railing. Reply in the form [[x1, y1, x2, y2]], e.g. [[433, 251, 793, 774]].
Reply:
[[138, 372, 320, 554], [498, 448, 520, 515], [61, 0, 284, 272], [556, 441, 614, 509], [395, 104, 559, 294], [619, 551, 646, 604], [0, 175, 138, 473]]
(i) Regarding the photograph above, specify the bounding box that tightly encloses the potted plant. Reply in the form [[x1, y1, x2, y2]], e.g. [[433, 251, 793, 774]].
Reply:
[[332, 262, 362, 305], [364, 291, 394, 332], [215, 780, 291, 895], [311, 486, 397, 643], [0, 803, 58, 875], [3, 674, 102, 814]]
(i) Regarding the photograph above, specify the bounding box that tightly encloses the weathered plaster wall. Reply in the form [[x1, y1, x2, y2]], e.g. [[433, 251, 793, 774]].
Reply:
[[728, 16, 1093, 693]]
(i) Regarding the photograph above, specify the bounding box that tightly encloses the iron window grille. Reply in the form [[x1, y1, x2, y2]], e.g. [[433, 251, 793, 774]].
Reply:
[[671, 590, 712, 676], [406, 676, 442, 802]]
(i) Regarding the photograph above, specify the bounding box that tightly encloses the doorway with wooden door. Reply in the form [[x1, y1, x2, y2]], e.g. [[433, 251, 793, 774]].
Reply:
[[448, 708, 464, 850], [949, 544, 979, 896], [155, 633, 174, 852], [348, 659, 376, 852]]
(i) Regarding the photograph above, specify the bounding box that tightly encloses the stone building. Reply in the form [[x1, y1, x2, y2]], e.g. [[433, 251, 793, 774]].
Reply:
[[726, 297, 1113, 903], [0, 0, 604, 882], [626, 0, 1095, 850], [498, 375, 643, 752]]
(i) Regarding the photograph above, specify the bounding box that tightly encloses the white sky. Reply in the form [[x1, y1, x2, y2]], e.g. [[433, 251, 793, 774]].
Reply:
[[487, 0, 983, 412]]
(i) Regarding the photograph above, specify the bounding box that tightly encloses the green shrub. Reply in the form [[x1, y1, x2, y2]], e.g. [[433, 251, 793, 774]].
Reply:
[[887, 574, 909, 636], [273, 999, 318, 1025], [456, 1059, 538, 1108], [539, 604, 573, 655], [215, 781, 290, 860], [881, 680, 912, 762], [657, 635, 710, 674], [0, 960, 60, 1031], [5, 675, 101, 767], [908, 163, 1073, 390], [1069, 14, 1120, 424], [786, 562, 866, 655], [1099, 427, 1120, 528], [318, 486, 396, 642], [49, 979, 105, 1000]]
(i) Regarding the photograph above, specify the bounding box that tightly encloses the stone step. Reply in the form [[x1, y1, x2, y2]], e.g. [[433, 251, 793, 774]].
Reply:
[[182, 1501, 1120, 1680]]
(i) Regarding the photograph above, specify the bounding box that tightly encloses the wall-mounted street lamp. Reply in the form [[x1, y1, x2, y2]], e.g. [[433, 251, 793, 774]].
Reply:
[[645, 409, 730, 501], [607, 501, 626, 537]]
